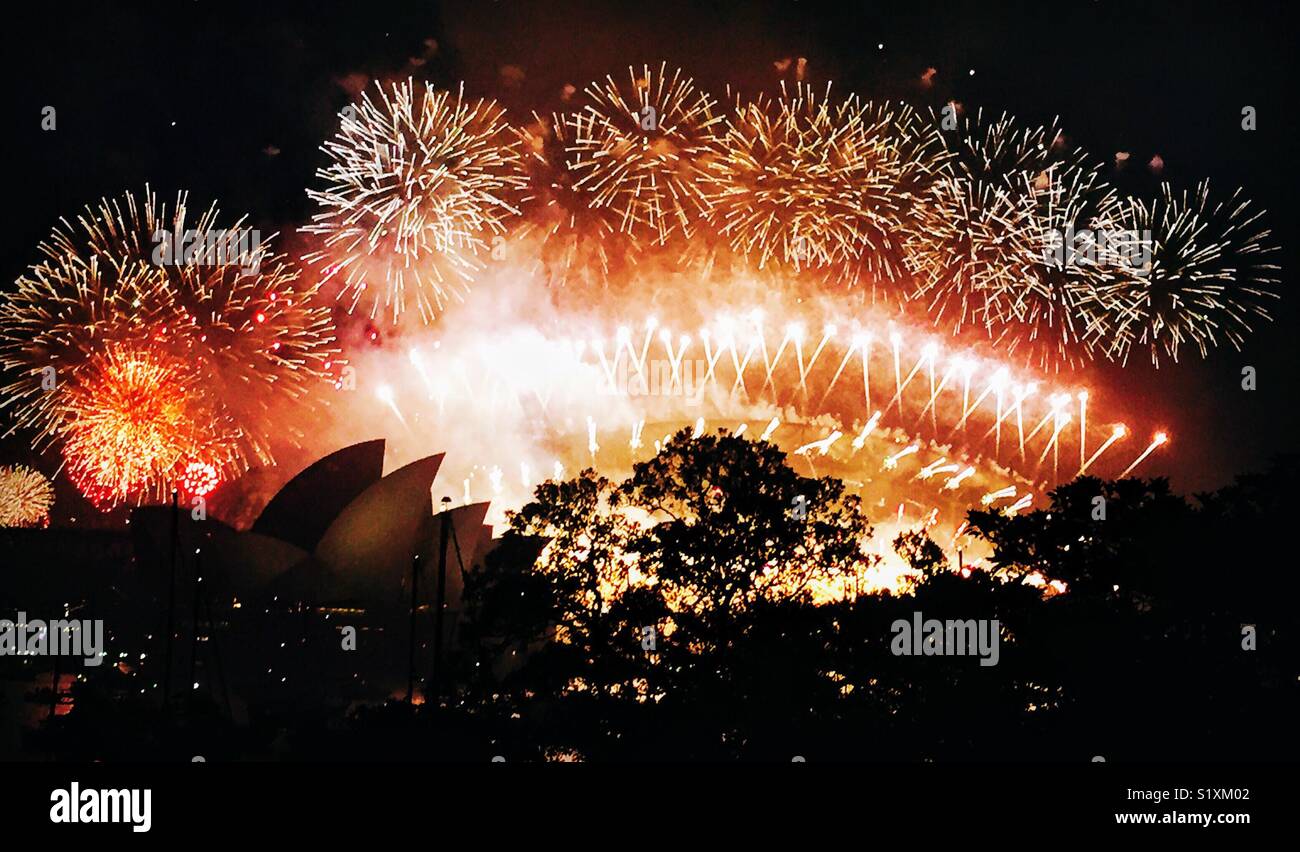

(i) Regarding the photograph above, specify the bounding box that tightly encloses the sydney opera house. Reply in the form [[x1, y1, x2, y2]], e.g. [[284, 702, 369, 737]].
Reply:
[[0, 440, 520, 747]]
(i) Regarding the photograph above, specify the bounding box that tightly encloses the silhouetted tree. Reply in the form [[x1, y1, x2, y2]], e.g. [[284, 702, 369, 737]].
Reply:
[[453, 453, 1300, 760]]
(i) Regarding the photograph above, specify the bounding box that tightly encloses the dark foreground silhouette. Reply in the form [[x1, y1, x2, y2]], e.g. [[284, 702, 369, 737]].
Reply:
[[22, 432, 1300, 761]]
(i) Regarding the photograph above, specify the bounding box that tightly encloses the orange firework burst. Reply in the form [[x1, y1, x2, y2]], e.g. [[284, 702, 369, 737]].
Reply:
[[304, 80, 526, 323], [58, 347, 230, 506], [569, 63, 722, 245]]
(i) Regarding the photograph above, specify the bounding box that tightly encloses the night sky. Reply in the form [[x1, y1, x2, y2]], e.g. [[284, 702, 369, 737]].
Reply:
[[4, 0, 1295, 493]]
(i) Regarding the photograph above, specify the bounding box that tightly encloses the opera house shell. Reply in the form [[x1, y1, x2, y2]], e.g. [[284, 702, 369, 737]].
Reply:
[[129, 440, 499, 715]]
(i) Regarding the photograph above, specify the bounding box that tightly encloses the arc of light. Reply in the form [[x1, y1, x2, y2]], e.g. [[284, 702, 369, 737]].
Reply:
[[1079, 425, 1126, 477], [883, 351, 925, 417], [1078, 391, 1088, 471], [915, 363, 956, 430], [1118, 433, 1168, 478]]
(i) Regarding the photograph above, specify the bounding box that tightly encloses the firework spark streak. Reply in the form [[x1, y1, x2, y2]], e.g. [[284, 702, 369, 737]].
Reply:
[[1119, 431, 1170, 478], [304, 80, 526, 323]]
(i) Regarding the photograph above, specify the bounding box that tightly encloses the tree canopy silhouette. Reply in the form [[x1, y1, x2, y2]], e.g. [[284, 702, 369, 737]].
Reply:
[[454, 440, 1299, 761]]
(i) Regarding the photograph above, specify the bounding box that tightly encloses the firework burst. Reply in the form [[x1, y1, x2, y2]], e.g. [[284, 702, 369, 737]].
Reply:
[[1100, 181, 1281, 366], [704, 84, 946, 292], [304, 80, 526, 323], [181, 460, 221, 498], [569, 63, 722, 245], [0, 188, 339, 505], [0, 464, 54, 528], [58, 346, 227, 506], [985, 160, 1127, 370], [513, 111, 632, 288], [907, 110, 1119, 367]]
